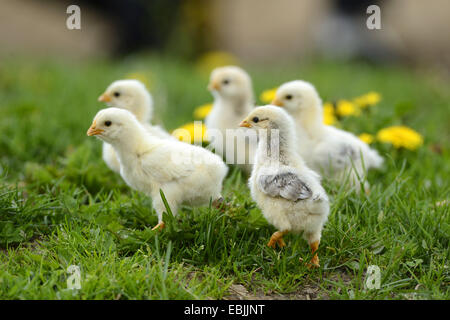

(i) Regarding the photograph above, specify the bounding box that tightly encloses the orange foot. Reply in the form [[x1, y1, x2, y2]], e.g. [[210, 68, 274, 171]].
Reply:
[[306, 254, 320, 269], [267, 231, 287, 249], [305, 240, 320, 268], [151, 221, 165, 231]]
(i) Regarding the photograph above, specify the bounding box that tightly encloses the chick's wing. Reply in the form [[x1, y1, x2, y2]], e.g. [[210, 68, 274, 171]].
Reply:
[[138, 143, 195, 182], [258, 171, 312, 201]]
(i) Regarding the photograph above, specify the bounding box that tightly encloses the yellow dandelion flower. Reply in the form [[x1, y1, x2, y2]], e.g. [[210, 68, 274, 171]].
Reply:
[[377, 126, 423, 150], [196, 51, 239, 75], [365, 92, 381, 105], [323, 102, 337, 125], [124, 72, 153, 89], [260, 87, 278, 104], [359, 133, 375, 144], [193, 103, 213, 119], [172, 122, 208, 144], [353, 91, 381, 108], [336, 99, 360, 117]]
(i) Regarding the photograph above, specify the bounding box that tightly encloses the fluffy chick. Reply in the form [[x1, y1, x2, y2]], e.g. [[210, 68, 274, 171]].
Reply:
[[98, 79, 172, 173], [240, 106, 329, 267], [206, 66, 257, 174], [272, 80, 383, 192], [87, 108, 228, 230]]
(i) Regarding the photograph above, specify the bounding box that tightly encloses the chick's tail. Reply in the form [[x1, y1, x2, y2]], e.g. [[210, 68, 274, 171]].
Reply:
[[364, 148, 384, 169]]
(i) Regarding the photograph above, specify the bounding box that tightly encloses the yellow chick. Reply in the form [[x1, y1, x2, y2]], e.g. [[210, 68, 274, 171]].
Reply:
[[240, 106, 330, 267], [87, 108, 228, 231]]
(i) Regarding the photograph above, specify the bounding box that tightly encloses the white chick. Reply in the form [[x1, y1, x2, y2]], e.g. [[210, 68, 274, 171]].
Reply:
[[240, 106, 329, 267], [98, 79, 172, 173], [272, 80, 383, 192], [206, 66, 257, 175], [87, 108, 228, 230]]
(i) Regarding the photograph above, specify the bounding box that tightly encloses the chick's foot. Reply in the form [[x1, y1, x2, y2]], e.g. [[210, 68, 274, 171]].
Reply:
[[267, 231, 287, 249], [305, 240, 320, 268], [152, 221, 165, 231]]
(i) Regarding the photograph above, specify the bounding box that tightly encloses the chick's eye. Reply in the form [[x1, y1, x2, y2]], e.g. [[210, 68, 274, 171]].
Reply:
[[113, 92, 120, 97], [105, 121, 112, 127], [252, 117, 259, 123], [285, 94, 293, 100], [222, 79, 230, 85]]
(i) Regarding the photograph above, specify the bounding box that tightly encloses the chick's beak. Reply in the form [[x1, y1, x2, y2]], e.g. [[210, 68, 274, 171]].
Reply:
[[271, 98, 284, 107], [239, 119, 252, 128], [98, 93, 111, 102], [208, 81, 220, 91], [87, 120, 104, 136]]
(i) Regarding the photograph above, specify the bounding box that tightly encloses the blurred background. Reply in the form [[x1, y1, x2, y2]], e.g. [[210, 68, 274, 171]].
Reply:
[[0, 0, 449, 176], [0, 0, 449, 70]]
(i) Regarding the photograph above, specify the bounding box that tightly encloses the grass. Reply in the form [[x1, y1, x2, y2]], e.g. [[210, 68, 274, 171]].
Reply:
[[0, 55, 449, 299]]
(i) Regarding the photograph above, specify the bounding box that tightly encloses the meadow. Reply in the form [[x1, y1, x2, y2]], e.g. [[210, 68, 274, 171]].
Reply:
[[0, 55, 449, 299]]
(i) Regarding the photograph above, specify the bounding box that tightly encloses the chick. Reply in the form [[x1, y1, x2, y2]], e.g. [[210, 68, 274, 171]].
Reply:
[[240, 106, 329, 267], [98, 79, 172, 173], [206, 66, 257, 174], [272, 80, 383, 192], [87, 108, 228, 230]]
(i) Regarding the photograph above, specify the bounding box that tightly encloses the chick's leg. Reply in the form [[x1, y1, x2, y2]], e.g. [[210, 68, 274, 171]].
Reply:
[[151, 208, 165, 231], [267, 231, 288, 249], [151, 202, 169, 231], [152, 191, 180, 231], [307, 240, 320, 268]]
